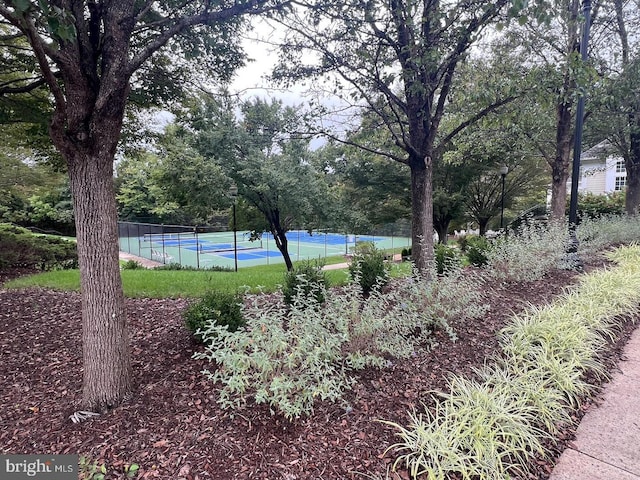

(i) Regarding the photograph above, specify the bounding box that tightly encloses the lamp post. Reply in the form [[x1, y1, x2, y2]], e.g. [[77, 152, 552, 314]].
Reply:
[[499, 165, 509, 232], [229, 184, 238, 272], [567, 0, 591, 270]]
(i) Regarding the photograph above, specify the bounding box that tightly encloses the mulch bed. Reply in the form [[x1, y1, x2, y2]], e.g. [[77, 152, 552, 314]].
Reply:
[[0, 254, 637, 480]]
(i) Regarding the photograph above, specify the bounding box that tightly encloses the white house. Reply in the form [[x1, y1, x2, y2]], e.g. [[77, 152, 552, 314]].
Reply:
[[572, 141, 627, 195]]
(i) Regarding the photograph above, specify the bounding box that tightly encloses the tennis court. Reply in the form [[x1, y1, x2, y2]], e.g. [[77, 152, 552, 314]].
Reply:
[[118, 223, 411, 269]]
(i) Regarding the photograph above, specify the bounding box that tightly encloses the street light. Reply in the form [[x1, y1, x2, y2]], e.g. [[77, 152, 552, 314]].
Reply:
[[567, 0, 592, 270], [229, 183, 238, 272], [499, 165, 509, 232]]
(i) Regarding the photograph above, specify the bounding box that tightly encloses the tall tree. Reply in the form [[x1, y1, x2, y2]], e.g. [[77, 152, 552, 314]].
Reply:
[[497, 0, 604, 221], [589, 0, 640, 213], [0, 0, 285, 411], [273, 0, 522, 273], [200, 97, 330, 270]]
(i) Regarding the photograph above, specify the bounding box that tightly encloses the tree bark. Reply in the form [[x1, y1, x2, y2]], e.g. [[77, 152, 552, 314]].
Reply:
[[270, 217, 293, 271], [409, 155, 434, 275], [548, 0, 579, 223], [549, 154, 570, 221], [68, 149, 132, 411], [626, 113, 640, 214], [478, 217, 490, 236], [434, 220, 450, 245]]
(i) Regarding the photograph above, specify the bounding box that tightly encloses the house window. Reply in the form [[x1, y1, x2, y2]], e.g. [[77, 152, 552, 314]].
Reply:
[[616, 159, 626, 173], [615, 175, 627, 191]]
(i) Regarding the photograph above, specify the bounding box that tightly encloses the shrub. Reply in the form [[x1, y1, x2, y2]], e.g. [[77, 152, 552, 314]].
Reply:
[[349, 242, 389, 293], [155, 262, 233, 272], [486, 222, 568, 282], [434, 243, 461, 274], [401, 247, 412, 261], [121, 259, 145, 270], [464, 235, 490, 267], [577, 214, 640, 254], [0, 223, 78, 270], [282, 260, 328, 307], [183, 290, 245, 344], [571, 191, 625, 219], [194, 264, 488, 420]]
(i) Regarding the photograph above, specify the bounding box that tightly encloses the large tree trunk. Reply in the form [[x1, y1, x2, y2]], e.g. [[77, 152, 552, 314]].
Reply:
[[68, 150, 132, 412], [409, 155, 434, 275], [549, 158, 570, 221], [549, 0, 579, 223], [478, 217, 490, 236], [434, 219, 450, 245], [549, 104, 573, 222], [625, 114, 640, 215]]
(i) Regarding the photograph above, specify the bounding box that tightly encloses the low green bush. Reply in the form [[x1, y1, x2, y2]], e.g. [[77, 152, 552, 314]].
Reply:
[[434, 243, 461, 274], [464, 235, 490, 267], [349, 242, 389, 293], [486, 222, 568, 282], [0, 223, 78, 270], [183, 290, 245, 343], [282, 260, 328, 307], [194, 266, 487, 420], [121, 259, 145, 270], [570, 191, 625, 219], [155, 262, 233, 272]]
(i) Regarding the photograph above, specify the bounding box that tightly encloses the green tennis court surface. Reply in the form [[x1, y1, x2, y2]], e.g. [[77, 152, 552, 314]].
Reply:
[[119, 229, 410, 269]]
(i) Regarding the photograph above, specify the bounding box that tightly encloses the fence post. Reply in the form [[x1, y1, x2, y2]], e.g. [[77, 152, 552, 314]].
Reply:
[[195, 226, 200, 269]]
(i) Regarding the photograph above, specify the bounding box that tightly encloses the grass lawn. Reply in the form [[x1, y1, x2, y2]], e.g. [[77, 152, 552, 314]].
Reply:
[[5, 262, 353, 298]]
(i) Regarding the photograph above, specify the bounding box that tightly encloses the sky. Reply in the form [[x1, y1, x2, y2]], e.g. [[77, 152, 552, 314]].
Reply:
[[230, 19, 309, 106]]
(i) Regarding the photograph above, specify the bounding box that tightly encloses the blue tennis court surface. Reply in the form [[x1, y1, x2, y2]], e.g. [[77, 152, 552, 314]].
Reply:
[[262, 231, 378, 245], [217, 250, 282, 260]]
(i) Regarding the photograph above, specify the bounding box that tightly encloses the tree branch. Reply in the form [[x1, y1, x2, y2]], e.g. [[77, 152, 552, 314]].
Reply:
[[127, 0, 286, 75]]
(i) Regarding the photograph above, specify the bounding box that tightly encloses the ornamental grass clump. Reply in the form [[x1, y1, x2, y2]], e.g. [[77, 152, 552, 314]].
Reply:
[[384, 374, 552, 480], [383, 245, 640, 479]]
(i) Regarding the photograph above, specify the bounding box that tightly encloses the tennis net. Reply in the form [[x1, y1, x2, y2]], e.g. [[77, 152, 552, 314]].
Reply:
[[142, 231, 195, 243]]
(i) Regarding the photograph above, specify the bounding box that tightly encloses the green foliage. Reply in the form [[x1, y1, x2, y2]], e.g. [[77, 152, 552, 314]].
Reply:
[[183, 290, 245, 343], [0, 223, 77, 270], [349, 242, 389, 293], [383, 245, 640, 480], [154, 262, 233, 272], [282, 260, 328, 307], [578, 214, 640, 254], [194, 268, 486, 420], [434, 243, 461, 274], [121, 259, 145, 270], [572, 192, 625, 219], [78, 456, 139, 480], [486, 222, 569, 282], [400, 247, 412, 260], [78, 456, 107, 480], [459, 235, 490, 267]]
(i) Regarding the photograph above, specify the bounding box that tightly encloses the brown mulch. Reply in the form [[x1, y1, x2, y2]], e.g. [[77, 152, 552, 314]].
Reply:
[[0, 255, 637, 480]]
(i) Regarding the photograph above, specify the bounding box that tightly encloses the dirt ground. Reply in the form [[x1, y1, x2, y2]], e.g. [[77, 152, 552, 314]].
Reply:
[[0, 254, 637, 480]]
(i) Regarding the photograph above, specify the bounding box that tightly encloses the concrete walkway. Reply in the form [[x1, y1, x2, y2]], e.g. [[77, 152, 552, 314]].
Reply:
[[549, 326, 640, 479]]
